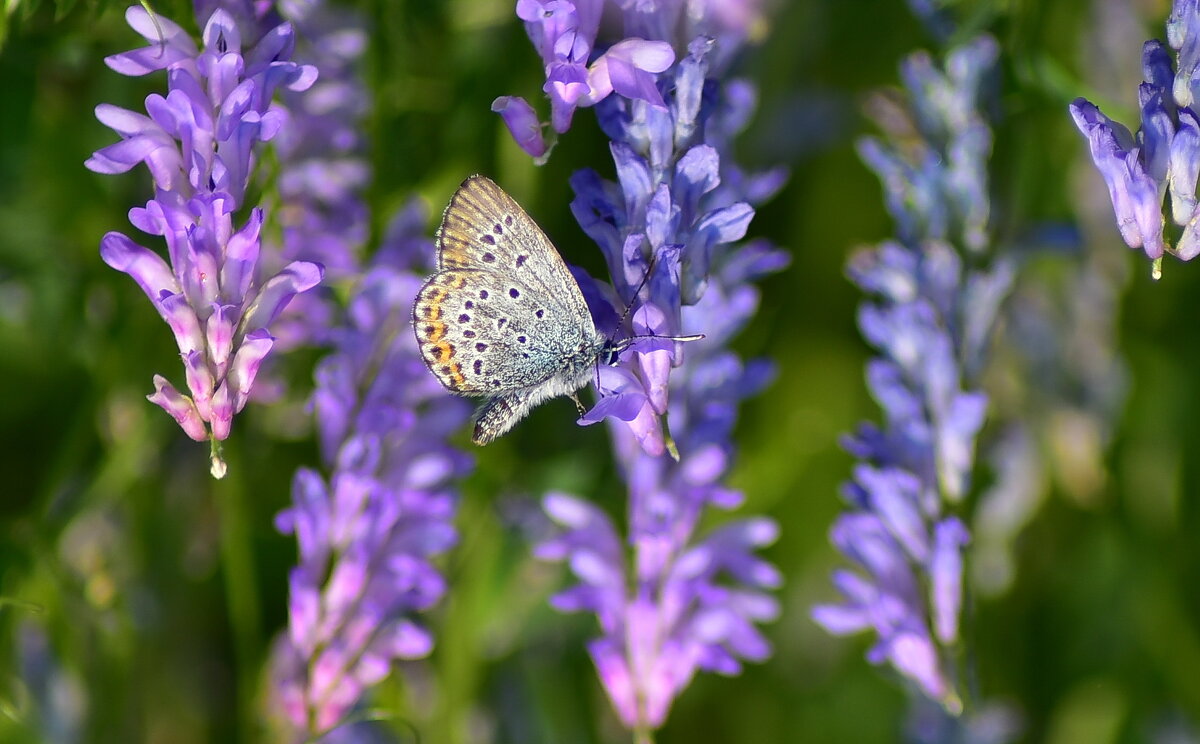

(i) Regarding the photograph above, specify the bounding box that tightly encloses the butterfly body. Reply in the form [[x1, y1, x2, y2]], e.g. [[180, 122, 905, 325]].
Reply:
[[413, 175, 610, 444]]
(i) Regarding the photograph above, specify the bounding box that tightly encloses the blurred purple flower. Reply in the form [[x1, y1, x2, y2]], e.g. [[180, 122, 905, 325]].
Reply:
[[812, 36, 1007, 713], [976, 226, 1128, 597], [509, 3, 788, 736], [244, 0, 373, 409], [906, 696, 1024, 744], [271, 205, 473, 738], [1070, 0, 1200, 270], [86, 4, 321, 477], [269, 0, 369, 284]]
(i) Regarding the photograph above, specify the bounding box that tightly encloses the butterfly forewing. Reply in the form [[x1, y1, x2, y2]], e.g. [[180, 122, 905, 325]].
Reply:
[[437, 175, 593, 329]]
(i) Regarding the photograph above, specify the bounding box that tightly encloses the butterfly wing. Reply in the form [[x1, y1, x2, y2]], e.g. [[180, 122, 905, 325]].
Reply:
[[413, 268, 595, 395], [414, 175, 608, 444], [437, 175, 594, 333]]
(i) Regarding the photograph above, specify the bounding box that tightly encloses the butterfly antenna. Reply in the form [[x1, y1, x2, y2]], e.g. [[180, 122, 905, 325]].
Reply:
[[629, 332, 705, 343], [617, 251, 659, 328]]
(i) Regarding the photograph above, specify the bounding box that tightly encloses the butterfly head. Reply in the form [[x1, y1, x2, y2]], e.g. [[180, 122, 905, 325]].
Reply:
[[599, 332, 704, 367], [600, 337, 632, 367]]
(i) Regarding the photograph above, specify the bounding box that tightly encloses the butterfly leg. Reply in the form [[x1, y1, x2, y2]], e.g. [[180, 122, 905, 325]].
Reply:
[[568, 392, 586, 417]]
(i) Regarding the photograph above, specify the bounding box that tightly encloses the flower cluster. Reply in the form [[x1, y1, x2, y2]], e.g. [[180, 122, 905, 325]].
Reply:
[[265, 0, 371, 351], [497, 0, 773, 156], [537, 233, 785, 731], [492, 0, 675, 157], [811, 36, 1008, 712], [569, 35, 786, 453], [1070, 0, 1200, 271], [270, 204, 473, 738], [507, 2, 786, 736], [86, 4, 321, 476]]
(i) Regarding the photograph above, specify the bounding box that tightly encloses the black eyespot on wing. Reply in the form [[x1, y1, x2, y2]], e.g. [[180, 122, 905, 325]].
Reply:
[[509, 288, 519, 298], [493, 223, 503, 234], [517, 335, 526, 343], [535, 309, 544, 318], [479, 290, 489, 299], [476, 343, 488, 351], [463, 330, 476, 338], [465, 300, 474, 309], [497, 318, 508, 328], [473, 360, 483, 374], [482, 234, 496, 245], [516, 255, 527, 267], [482, 252, 496, 263]]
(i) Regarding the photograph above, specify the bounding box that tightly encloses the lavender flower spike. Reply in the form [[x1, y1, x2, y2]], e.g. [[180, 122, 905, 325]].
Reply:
[[271, 207, 472, 738], [813, 36, 1009, 713], [511, 2, 789, 736], [87, 5, 321, 476], [1070, 0, 1200, 275]]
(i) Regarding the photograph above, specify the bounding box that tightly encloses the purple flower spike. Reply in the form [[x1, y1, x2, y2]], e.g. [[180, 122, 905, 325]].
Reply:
[[1071, 0, 1200, 271], [270, 207, 472, 739], [88, 4, 321, 476], [503, 4, 789, 734], [815, 36, 1006, 714]]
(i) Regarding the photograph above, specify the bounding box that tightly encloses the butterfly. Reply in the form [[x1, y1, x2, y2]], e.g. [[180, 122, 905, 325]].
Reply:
[[412, 175, 698, 444]]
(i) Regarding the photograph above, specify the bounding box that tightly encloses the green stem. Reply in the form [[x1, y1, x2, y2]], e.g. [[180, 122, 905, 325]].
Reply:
[[633, 727, 656, 744], [216, 463, 261, 742]]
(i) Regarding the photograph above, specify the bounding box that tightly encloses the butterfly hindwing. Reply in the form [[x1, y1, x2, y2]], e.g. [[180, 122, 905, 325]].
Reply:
[[413, 268, 597, 395], [472, 391, 535, 445]]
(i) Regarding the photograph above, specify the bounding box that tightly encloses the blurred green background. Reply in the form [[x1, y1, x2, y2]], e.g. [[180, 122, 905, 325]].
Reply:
[[2, 0, 1200, 741]]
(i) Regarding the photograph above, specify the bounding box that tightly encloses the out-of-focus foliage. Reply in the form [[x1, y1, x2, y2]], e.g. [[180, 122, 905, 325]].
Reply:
[[1, 0, 1200, 742]]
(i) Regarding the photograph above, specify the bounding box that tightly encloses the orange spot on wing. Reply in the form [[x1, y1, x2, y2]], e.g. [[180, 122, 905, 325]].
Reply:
[[431, 341, 455, 363], [422, 287, 448, 320], [447, 362, 465, 387], [422, 322, 446, 342]]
